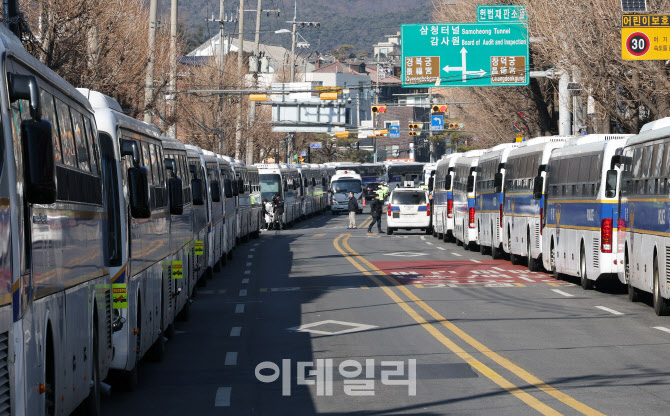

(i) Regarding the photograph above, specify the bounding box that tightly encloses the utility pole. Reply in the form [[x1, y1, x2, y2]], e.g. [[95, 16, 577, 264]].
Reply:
[[234, 0, 245, 160], [247, 0, 262, 165], [167, 0, 179, 138], [144, 0, 158, 124]]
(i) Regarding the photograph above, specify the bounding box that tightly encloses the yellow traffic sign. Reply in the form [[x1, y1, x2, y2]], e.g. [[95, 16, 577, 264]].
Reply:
[[622, 14, 670, 60]]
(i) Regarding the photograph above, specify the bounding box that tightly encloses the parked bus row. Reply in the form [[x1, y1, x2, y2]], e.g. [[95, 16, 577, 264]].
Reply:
[[0, 24, 333, 415], [430, 129, 670, 316]]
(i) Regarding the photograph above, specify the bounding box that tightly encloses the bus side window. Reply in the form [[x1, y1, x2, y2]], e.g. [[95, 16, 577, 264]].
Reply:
[[55, 98, 78, 167], [71, 109, 90, 172], [40, 89, 63, 164], [141, 141, 153, 185], [83, 116, 99, 175]]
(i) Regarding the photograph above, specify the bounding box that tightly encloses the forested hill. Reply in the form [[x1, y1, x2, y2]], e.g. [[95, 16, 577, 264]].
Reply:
[[176, 0, 432, 54]]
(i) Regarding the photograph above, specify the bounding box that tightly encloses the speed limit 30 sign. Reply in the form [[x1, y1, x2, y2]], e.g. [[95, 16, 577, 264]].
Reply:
[[622, 14, 670, 60]]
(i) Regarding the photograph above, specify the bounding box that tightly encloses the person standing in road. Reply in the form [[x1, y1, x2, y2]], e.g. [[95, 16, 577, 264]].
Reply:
[[368, 194, 384, 233], [273, 194, 285, 230], [347, 191, 358, 229]]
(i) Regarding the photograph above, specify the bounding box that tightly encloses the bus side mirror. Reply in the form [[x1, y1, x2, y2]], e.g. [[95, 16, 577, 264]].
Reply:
[[164, 158, 176, 178], [610, 155, 624, 170], [238, 179, 245, 194], [232, 179, 239, 196], [445, 174, 452, 190], [210, 179, 221, 202], [192, 178, 205, 205], [494, 172, 503, 193], [21, 119, 56, 204], [533, 176, 544, 200], [168, 177, 184, 215], [224, 179, 233, 198], [9, 73, 42, 120], [605, 169, 617, 198], [466, 175, 475, 193], [121, 139, 141, 168], [128, 166, 151, 218], [428, 177, 434, 192]]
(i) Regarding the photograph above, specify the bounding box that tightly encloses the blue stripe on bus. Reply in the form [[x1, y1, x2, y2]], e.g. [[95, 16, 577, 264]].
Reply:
[[546, 200, 618, 228]]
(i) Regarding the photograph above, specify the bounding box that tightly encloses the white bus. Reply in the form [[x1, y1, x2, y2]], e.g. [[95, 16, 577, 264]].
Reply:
[[330, 170, 364, 214], [432, 153, 461, 242], [244, 164, 262, 239], [453, 150, 486, 249], [7, 31, 113, 414], [422, 163, 437, 188], [502, 137, 568, 270], [89, 90, 175, 389], [217, 155, 237, 258], [386, 162, 424, 191], [619, 118, 670, 314], [542, 134, 631, 289], [232, 158, 253, 241], [186, 146, 210, 283], [475, 143, 522, 258], [257, 164, 301, 225]]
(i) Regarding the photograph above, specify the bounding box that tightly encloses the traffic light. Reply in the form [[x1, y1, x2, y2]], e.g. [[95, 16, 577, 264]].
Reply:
[[409, 131, 420, 136], [334, 131, 350, 138], [408, 123, 424, 129], [299, 156, 305, 163], [432, 105, 448, 113], [449, 123, 457, 129], [371, 105, 387, 113]]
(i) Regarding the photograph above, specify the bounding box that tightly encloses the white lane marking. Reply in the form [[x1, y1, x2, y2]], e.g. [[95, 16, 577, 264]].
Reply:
[[230, 327, 242, 337], [492, 267, 506, 272], [518, 276, 535, 282], [246, 262, 252, 266], [244, 270, 251, 275], [595, 306, 624, 315], [215, 387, 232, 407], [551, 289, 574, 297], [470, 259, 481, 263], [451, 253, 462, 257], [248, 255, 254, 259], [426, 242, 433, 245], [437, 247, 446, 250], [224, 352, 238, 365], [239, 289, 248, 297], [250, 248, 255, 252], [420, 236, 426, 240], [235, 304, 245, 314], [653, 326, 670, 334], [242, 278, 249, 284]]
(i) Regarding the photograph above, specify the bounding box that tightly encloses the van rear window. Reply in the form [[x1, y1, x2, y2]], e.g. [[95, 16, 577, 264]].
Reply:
[[392, 192, 426, 205]]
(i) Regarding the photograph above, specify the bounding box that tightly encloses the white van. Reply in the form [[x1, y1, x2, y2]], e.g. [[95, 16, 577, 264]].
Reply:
[[386, 188, 431, 235], [330, 170, 363, 214]]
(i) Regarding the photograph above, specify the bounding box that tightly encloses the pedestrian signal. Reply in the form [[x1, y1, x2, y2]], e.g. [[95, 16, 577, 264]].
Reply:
[[371, 105, 387, 113], [432, 105, 448, 113]]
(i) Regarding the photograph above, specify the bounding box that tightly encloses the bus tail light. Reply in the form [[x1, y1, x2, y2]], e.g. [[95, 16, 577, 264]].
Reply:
[[499, 203, 503, 228], [447, 199, 453, 218], [387, 203, 392, 216], [469, 207, 475, 229], [601, 218, 613, 253], [426, 204, 431, 217]]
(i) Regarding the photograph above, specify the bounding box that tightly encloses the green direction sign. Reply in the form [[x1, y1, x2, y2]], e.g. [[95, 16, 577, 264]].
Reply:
[[401, 23, 529, 88], [477, 5, 528, 24]]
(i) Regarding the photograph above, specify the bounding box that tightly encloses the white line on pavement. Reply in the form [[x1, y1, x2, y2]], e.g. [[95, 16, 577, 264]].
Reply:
[[451, 253, 462, 257], [470, 259, 481, 263], [248, 255, 254, 259], [214, 387, 232, 407], [595, 306, 624, 315], [244, 270, 251, 275], [420, 236, 426, 240], [230, 327, 242, 337], [242, 278, 249, 284], [246, 262, 252, 266], [437, 247, 446, 250], [235, 304, 245, 314], [551, 289, 574, 297], [239, 289, 247, 297], [653, 326, 670, 334], [518, 276, 535, 282], [492, 267, 506, 272], [224, 352, 238, 365], [250, 248, 255, 252], [426, 242, 433, 245]]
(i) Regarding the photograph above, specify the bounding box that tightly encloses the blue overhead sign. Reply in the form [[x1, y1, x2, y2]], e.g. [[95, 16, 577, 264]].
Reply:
[[389, 125, 400, 138], [431, 115, 444, 131], [310, 142, 322, 149]]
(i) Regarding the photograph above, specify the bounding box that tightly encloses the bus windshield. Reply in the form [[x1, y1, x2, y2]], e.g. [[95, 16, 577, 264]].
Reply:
[[360, 165, 386, 178], [260, 174, 281, 201], [332, 179, 362, 194]]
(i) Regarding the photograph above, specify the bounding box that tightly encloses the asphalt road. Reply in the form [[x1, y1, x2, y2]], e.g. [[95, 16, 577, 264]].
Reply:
[[101, 207, 670, 416]]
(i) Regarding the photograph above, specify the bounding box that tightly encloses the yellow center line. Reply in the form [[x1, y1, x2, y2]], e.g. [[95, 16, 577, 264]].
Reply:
[[340, 236, 606, 416], [333, 234, 563, 416]]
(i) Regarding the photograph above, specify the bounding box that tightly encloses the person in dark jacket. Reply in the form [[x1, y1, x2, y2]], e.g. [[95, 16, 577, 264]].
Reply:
[[273, 194, 285, 230], [347, 191, 358, 229], [367, 194, 384, 233]]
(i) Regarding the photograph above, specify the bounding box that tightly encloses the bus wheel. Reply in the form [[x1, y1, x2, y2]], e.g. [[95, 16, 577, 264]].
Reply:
[[626, 251, 639, 302], [580, 245, 593, 290], [443, 230, 451, 243], [653, 255, 670, 316], [386, 227, 393, 235], [550, 241, 560, 280], [437, 232, 444, 240], [432, 228, 438, 238], [509, 231, 520, 265]]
